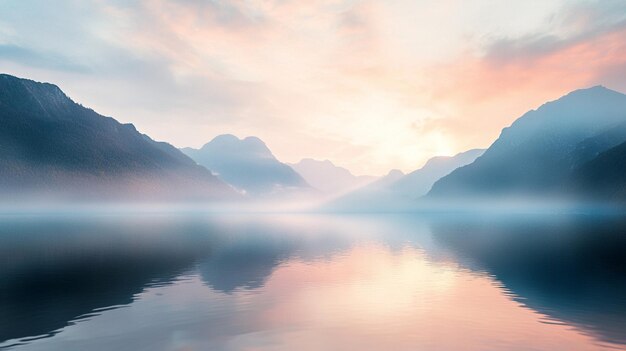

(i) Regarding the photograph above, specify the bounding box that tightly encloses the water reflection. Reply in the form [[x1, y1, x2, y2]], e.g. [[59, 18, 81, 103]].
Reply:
[[0, 213, 624, 350], [0, 216, 215, 345], [429, 215, 626, 346], [198, 216, 356, 293], [0, 214, 356, 347]]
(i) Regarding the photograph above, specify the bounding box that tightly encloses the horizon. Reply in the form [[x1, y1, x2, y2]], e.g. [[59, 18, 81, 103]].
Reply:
[[4, 2, 626, 350], [2, 71, 621, 178], [2, 0, 626, 175]]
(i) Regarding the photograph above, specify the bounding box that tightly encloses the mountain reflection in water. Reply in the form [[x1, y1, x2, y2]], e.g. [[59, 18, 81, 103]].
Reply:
[[0, 212, 625, 351]]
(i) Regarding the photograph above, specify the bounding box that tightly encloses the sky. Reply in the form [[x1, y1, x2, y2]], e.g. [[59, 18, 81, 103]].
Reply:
[[1, 0, 626, 175]]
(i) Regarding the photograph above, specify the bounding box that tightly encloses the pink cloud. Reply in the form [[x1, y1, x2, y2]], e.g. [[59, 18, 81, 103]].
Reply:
[[4, 0, 626, 175]]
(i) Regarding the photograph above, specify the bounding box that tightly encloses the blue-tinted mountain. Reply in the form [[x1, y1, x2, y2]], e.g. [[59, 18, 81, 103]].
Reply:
[[289, 158, 376, 195], [389, 149, 484, 198], [181, 135, 310, 196], [0, 74, 235, 200], [368, 169, 406, 188], [428, 86, 626, 198], [570, 121, 626, 167], [569, 139, 626, 200], [326, 149, 483, 210]]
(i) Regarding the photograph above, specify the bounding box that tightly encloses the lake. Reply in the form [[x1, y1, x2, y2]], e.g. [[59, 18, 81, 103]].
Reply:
[[1, 211, 625, 350]]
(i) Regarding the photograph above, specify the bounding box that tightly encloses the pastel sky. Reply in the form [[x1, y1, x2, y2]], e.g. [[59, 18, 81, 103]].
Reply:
[[1, 0, 626, 175]]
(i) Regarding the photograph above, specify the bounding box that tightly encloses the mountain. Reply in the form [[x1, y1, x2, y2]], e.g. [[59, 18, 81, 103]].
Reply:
[[0, 74, 235, 200], [428, 86, 626, 199], [288, 158, 376, 195], [388, 149, 485, 198], [361, 169, 406, 190], [322, 169, 404, 211], [326, 150, 483, 211], [569, 140, 626, 200], [570, 121, 626, 167], [181, 135, 310, 196]]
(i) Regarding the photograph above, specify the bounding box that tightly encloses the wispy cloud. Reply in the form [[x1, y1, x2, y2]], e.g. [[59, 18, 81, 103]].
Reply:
[[1, 0, 625, 175]]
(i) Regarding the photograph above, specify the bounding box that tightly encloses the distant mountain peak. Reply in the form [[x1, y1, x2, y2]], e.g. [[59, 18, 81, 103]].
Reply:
[[288, 158, 376, 196], [198, 134, 276, 161], [554, 85, 625, 104], [327, 148, 484, 210], [573, 84, 612, 93], [422, 149, 485, 168], [386, 169, 405, 178], [183, 135, 309, 195], [208, 134, 239, 143], [242, 136, 265, 144]]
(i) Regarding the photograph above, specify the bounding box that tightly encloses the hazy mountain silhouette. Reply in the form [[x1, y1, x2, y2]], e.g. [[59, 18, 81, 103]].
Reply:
[[289, 158, 376, 195], [327, 150, 483, 211], [429, 86, 626, 199], [0, 74, 234, 200], [389, 149, 484, 198], [370, 169, 406, 187], [323, 169, 405, 211], [182, 135, 310, 196]]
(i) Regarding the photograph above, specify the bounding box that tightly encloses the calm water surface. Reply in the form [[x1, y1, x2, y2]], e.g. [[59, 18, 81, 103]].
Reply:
[[1, 212, 625, 350]]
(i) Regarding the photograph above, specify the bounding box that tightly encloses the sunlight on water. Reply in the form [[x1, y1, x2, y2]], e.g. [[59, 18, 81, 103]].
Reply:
[[0, 213, 625, 351]]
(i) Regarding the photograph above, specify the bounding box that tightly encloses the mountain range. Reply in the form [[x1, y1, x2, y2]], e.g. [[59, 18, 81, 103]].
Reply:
[[182, 135, 310, 196], [428, 86, 626, 201], [327, 150, 483, 211], [4, 73, 626, 206], [0, 74, 235, 201], [389, 149, 485, 198], [288, 158, 376, 195]]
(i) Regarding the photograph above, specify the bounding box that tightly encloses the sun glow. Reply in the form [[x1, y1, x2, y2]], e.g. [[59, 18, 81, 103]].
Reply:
[[2, 0, 626, 175]]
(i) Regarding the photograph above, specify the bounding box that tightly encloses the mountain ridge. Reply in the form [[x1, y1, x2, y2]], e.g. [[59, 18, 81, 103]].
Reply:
[[428, 85, 626, 199], [325, 149, 483, 210], [182, 134, 310, 196], [0, 73, 235, 200], [289, 158, 376, 195]]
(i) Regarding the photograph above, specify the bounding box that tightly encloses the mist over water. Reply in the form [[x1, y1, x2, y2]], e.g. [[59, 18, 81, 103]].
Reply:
[[3, 2, 626, 349], [1, 210, 625, 351]]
